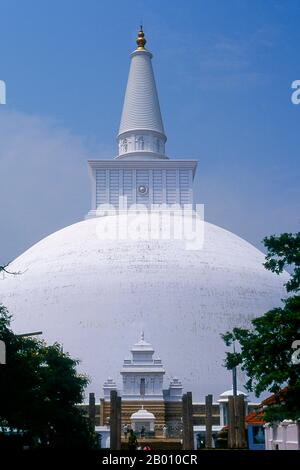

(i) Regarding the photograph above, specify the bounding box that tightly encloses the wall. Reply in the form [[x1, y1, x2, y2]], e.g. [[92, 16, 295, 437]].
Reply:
[[95, 168, 192, 209], [265, 421, 300, 450]]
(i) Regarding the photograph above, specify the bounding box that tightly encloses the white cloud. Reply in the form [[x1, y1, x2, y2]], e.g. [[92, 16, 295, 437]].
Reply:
[[0, 109, 104, 263]]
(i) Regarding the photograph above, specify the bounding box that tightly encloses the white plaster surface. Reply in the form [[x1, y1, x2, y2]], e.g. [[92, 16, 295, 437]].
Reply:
[[118, 50, 165, 138], [0, 215, 289, 400]]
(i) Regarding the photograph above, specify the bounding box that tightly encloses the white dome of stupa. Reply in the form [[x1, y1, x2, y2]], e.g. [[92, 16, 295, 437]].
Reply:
[[0, 214, 288, 400]]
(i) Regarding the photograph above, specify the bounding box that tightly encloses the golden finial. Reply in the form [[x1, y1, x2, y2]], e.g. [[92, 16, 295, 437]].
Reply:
[[136, 25, 146, 50]]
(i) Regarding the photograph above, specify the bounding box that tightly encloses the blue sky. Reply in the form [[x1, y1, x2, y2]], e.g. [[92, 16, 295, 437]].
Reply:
[[0, 0, 299, 263]]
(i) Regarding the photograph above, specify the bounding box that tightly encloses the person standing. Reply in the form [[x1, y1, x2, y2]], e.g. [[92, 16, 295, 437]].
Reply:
[[128, 429, 138, 451]]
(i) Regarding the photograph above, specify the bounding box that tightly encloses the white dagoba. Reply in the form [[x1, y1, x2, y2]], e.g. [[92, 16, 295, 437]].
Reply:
[[0, 28, 289, 400]]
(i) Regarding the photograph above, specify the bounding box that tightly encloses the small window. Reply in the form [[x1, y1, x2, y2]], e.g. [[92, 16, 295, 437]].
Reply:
[[140, 378, 146, 397], [136, 136, 144, 151]]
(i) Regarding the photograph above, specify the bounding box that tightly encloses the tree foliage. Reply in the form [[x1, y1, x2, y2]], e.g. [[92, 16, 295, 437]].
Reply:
[[222, 232, 300, 422], [263, 232, 300, 293], [0, 305, 96, 448]]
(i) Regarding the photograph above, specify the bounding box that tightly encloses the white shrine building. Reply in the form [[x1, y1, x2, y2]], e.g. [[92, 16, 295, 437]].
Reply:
[[120, 332, 167, 402], [99, 334, 184, 435], [104, 333, 183, 403], [91, 334, 257, 443]]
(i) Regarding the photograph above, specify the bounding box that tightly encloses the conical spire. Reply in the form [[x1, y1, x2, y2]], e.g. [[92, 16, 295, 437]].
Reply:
[[116, 27, 167, 160]]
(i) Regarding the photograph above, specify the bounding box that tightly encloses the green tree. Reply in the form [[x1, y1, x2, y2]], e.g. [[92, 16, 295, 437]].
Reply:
[[222, 232, 300, 422], [263, 232, 300, 293], [0, 305, 96, 448]]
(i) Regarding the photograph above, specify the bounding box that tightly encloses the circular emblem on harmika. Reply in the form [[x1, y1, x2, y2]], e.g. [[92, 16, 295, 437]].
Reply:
[[137, 184, 149, 195]]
